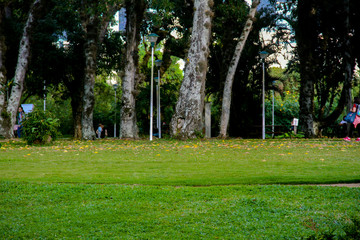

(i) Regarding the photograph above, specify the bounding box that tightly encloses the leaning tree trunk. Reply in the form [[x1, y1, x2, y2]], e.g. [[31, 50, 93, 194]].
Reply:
[[0, 0, 42, 138], [120, 0, 145, 139], [218, 0, 260, 138], [169, 0, 213, 139]]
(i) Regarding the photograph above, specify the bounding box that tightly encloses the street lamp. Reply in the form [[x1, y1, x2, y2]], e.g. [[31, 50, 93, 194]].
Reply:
[[113, 83, 118, 138], [155, 59, 162, 139], [148, 33, 159, 141], [260, 51, 269, 140]]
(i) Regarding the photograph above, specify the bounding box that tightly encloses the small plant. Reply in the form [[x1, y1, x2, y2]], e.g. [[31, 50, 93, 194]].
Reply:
[[22, 109, 61, 144], [194, 129, 205, 139]]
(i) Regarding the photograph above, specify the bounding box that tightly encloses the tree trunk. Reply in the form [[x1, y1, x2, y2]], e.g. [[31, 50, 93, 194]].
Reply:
[[218, 0, 260, 138], [80, 2, 120, 140], [0, 0, 42, 138], [344, 0, 353, 112], [120, 0, 145, 139], [169, 0, 213, 139], [311, 0, 355, 136], [296, 0, 317, 138], [72, 96, 83, 139], [81, 26, 98, 140], [0, 6, 7, 133]]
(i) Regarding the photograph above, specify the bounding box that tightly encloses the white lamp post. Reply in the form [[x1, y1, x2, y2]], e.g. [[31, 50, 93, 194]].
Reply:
[[148, 33, 159, 141], [272, 81, 276, 138], [155, 59, 162, 139], [260, 51, 269, 140], [113, 83, 118, 138]]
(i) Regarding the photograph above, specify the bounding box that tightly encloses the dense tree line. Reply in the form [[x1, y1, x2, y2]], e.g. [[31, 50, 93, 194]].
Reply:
[[0, 0, 359, 139]]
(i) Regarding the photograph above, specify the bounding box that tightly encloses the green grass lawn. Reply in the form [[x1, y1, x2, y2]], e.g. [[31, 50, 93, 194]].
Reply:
[[1, 138, 360, 185], [1, 138, 360, 239]]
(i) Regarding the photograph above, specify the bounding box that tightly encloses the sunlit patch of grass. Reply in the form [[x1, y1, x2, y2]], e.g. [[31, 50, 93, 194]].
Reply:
[[0, 138, 359, 185]]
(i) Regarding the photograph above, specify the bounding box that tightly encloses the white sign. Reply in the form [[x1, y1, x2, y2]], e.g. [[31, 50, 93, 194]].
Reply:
[[21, 104, 34, 114], [292, 118, 299, 126]]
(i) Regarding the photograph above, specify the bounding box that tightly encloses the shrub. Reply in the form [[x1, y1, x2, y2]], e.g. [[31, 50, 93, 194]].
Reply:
[[304, 215, 360, 240], [22, 109, 61, 145]]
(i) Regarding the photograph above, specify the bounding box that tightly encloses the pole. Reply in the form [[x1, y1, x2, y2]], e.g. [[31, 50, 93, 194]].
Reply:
[[158, 68, 161, 139], [150, 46, 154, 141], [114, 89, 117, 138], [43, 80, 46, 111], [156, 79, 159, 129], [262, 61, 265, 140], [272, 89, 274, 138]]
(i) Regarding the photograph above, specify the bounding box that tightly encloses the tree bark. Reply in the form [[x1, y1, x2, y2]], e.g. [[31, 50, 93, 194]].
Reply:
[[0, 0, 42, 138], [311, 0, 355, 136], [81, 22, 98, 140], [343, 0, 353, 112], [296, 0, 317, 138], [120, 0, 145, 139], [80, 2, 120, 140], [169, 0, 213, 139], [72, 96, 83, 139], [218, 0, 260, 138], [0, 6, 7, 129]]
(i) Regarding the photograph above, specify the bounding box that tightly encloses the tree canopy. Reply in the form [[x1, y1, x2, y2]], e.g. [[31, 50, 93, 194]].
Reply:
[[1, 0, 360, 139]]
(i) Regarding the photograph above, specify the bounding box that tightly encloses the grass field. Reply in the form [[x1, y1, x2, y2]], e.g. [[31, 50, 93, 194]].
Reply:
[[1, 138, 360, 239]]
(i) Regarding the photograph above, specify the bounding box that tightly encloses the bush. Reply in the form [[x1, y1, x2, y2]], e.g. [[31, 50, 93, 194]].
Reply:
[[304, 215, 360, 240], [22, 109, 61, 145]]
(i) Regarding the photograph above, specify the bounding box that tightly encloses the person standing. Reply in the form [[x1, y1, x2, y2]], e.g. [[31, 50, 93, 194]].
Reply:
[[17, 106, 25, 138], [96, 124, 103, 139], [344, 97, 360, 141]]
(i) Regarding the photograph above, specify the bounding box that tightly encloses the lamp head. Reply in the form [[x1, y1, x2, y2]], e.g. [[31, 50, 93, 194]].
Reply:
[[155, 59, 163, 67], [148, 33, 159, 47], [259, 51, 269, 60]]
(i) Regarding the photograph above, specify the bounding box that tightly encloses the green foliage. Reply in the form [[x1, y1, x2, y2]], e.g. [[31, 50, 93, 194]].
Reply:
[[21, 109, 61, 145], [265, 90, 299, 126], [265, 68, 300, 132], [26, 93, 73, 136], [305, 215, 360, 240], [136, 51, 183, 136], [274, 132, 305, 139], [1, 110, 10, 120], [93, 74, 119, 137]]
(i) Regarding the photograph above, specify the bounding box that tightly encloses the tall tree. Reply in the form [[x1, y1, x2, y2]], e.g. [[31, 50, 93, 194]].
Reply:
[[0, 0, 44, 138], [294, 0, 359, 137], [218, 0, 260, 138], [169, 0, 213, 139], [27, 0, 86, 139], [79, 0, 121, 140], [205, 0, 264, 138], [119, 0, 145, 139], [295, 0, 317, 138]]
